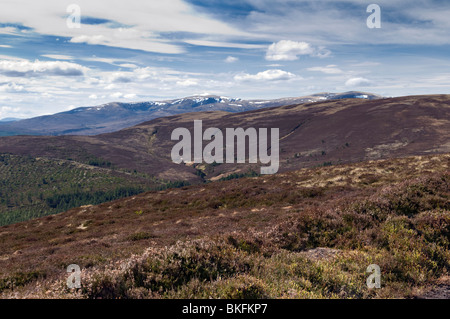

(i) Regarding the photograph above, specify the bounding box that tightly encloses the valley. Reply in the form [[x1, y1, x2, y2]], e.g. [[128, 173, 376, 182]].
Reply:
[[0, 94, 449, 225]]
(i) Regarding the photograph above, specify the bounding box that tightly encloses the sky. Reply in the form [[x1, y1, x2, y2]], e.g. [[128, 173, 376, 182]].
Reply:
[[0, 0, 450, 119]]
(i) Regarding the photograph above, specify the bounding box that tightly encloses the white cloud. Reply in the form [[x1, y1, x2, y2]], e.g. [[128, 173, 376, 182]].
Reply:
[[70, 35, 108, 45], [133, 67, 174, 81], [109, 92, 136, 99], [234, 69, 296, 81], [345, 77, 373, 87], [119, 63, 138, 69], [70, 30, 175, 54], [0, 0, 249, 54], [315, 47, 332, 58], [88, 94, 98, 99], [103, 67, 164, 85], [109, 71, 133, 83], [0, 106, 12, 114], [0, 27, 19, 36], [0, 55, 25, 61], [0, 59, 88, 77], [0, 82, 24, 92], [184, 39, 264, 49], [82, 57, 117, 65], [225, 56, 238, 63], [266, 40, 316, 61], [41, 54, 73, 60], [351, 62, 381, 67], [308, 65, 344, 74], [110, 92, 123, 99], [0, 106, 21, 118], [0, 45, 12, 48], [104, 83, 117, 90], [243, 0, 450, 46], [176, 79, 198, 87]]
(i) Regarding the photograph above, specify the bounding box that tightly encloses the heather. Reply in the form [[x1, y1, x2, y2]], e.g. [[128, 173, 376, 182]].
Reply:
[[1, 154, 448, 298]]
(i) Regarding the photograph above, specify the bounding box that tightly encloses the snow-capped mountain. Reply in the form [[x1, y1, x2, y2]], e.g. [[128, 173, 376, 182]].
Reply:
[[0, 91, 382, 136]]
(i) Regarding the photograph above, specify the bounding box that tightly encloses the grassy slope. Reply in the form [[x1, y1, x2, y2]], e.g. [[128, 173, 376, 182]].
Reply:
[[0, 153, 448, 298]]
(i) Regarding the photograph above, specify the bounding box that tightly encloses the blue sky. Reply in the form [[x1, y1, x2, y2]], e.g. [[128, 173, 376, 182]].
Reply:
[[0, 0, 449, 119]]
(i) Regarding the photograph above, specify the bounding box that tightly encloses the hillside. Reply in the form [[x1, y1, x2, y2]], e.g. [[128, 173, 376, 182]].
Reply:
[[0, 153, 448, 298], [0, 92, 381, 136], [0, 94, 448, 224]]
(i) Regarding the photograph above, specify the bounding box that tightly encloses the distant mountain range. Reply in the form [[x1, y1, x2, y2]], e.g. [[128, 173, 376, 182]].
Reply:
[[0, 94, 448, 184], [0, 91, 381, 136]]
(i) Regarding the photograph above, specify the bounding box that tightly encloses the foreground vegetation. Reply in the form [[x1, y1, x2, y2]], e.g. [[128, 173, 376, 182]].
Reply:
[[63, 174, 450, 298], [0, 154, 448, 298]]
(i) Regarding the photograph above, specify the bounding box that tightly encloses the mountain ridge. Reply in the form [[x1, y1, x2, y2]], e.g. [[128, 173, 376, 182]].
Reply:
[[0, 91, 382, 136]]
